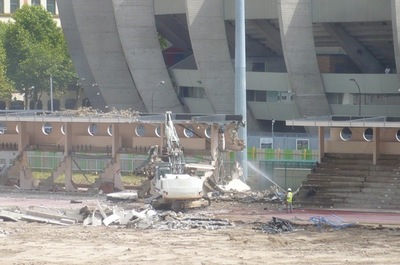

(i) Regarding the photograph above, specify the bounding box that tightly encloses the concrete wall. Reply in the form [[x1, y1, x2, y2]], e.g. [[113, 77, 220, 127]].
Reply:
[[312, 0, 391, 22], [172, 69, 400, 120], [326, 127, 400, 155], [0, 120, 222, 152]]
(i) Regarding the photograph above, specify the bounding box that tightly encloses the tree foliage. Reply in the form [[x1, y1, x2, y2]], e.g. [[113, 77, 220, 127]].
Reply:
[[158, 32, 168, 50], [0, 22, 14, 100], [4, 5, 76, 102]]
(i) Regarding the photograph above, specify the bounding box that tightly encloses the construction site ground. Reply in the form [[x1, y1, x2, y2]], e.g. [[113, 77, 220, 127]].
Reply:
[[1, 188, 400, 265]]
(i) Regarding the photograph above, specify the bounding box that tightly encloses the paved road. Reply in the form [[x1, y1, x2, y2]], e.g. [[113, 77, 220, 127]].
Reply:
[[267, 208, 400, 226], [0, 188, 399, 227]]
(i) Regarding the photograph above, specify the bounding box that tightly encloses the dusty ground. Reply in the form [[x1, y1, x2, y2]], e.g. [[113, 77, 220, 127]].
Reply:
[[0, 189, 400, 265]]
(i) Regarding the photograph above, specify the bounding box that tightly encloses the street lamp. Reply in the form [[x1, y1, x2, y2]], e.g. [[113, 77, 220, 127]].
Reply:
[[271, 119, 275, 148], [151, 80, 165, 113], [349, 78, 361, 116], [50, 75, 54, 112]]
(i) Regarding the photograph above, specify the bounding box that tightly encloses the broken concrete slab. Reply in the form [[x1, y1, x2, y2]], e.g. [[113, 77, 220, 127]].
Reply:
[[0, 210, 23, 222], [106, 190, 138, 201], [118, 210, 136, 225], [64, 210, 84, 223], [103, 213, 120, 226], [83, 215, 92, 226], [26, 206, 68, 222], [21, 215, 70, 226], [91, 211, 103, 226], [96, 201, 108, 219]]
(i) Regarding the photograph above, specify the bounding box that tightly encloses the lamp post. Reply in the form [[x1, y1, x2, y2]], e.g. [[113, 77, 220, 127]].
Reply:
[[349, 78, 361, 116], [151, 80, 165, 113], [50, 75, 54, 112], [272, 119, 275, 148]]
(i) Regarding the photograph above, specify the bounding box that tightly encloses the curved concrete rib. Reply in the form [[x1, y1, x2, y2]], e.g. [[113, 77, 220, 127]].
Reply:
[[278, 0, 331, 117], [392, 0, 400, 78], [58, 0, 106, 110], [112, 0, 184, 113], [186, 0, 235, 114], [63, 0, 146, 112]]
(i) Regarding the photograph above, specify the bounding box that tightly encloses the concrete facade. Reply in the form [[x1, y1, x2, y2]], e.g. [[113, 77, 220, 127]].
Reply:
[[3, 0, 400, 133], [185, 0, 235, 114], [278, 0, 331, 117], [112, 0, 183, 113], [59, 0, 146, 112]]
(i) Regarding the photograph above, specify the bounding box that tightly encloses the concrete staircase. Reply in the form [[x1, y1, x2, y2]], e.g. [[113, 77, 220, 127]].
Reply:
[[1, 152, 34, 189], [39, 157, 68, 190], [295, 154, 400, 210], [92, 157, 125, 192]]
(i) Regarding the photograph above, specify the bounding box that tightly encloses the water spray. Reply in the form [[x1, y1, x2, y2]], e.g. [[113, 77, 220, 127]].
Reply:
[[247, 161, 286, 192]]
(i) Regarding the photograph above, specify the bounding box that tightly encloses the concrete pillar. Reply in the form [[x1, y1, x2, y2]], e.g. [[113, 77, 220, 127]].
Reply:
[[58, 0, 146, 111], [185, 0, 235, 114], [111, 123, 120, 159], [64, 156, 76, 191], [64, 122, 72, 156], [210, 124, 220, 182], [15, 122, 32, 189], [112, 0, 184, 113], [63, 123, 75, 191], [391, 0, 400, 84], [18, 122, 29, 152], [373, 127, 380, 165], [278, 0, 331, 118]]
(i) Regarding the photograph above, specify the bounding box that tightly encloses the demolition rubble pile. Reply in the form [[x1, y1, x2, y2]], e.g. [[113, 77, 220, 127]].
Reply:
[[52, 107, 140, 118], [213, 179, 284, 204], [253, 217, 297, 234], [0, 202, 234, 231]]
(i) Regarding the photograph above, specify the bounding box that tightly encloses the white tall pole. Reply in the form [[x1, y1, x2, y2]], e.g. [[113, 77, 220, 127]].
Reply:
[[235, 0, 248, 181], [50, 75, 54, 112]]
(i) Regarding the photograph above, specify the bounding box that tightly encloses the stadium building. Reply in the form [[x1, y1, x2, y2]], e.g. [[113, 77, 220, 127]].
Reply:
[[2, 1, 400, 133]]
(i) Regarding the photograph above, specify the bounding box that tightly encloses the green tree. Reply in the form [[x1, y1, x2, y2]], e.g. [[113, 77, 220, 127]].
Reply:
[[4, 5, 76, 105], [0, 22, 14, 100]]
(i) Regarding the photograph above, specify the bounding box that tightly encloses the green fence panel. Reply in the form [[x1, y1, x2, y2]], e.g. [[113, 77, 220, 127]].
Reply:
[[283, 149, 293, 160], [265, 149, 275, 160], [229, 151, 236, 161], [305, 149, 313, 160]]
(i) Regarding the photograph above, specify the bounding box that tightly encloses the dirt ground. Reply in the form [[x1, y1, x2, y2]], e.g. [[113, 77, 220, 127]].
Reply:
[[1, 190, 400, 265]]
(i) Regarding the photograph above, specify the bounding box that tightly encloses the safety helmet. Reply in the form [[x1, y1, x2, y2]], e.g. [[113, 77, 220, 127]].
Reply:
[[287, 188, 292, 191]]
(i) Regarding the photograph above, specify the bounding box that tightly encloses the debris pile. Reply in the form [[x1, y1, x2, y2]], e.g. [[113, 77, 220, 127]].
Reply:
[[0, 202, 234, 231], [154, 215, 234, 231], [254, 217, 295, 234], [212, 188, 284, 204], [53, 107, 140, 118], [212, 180, 286, 204]]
